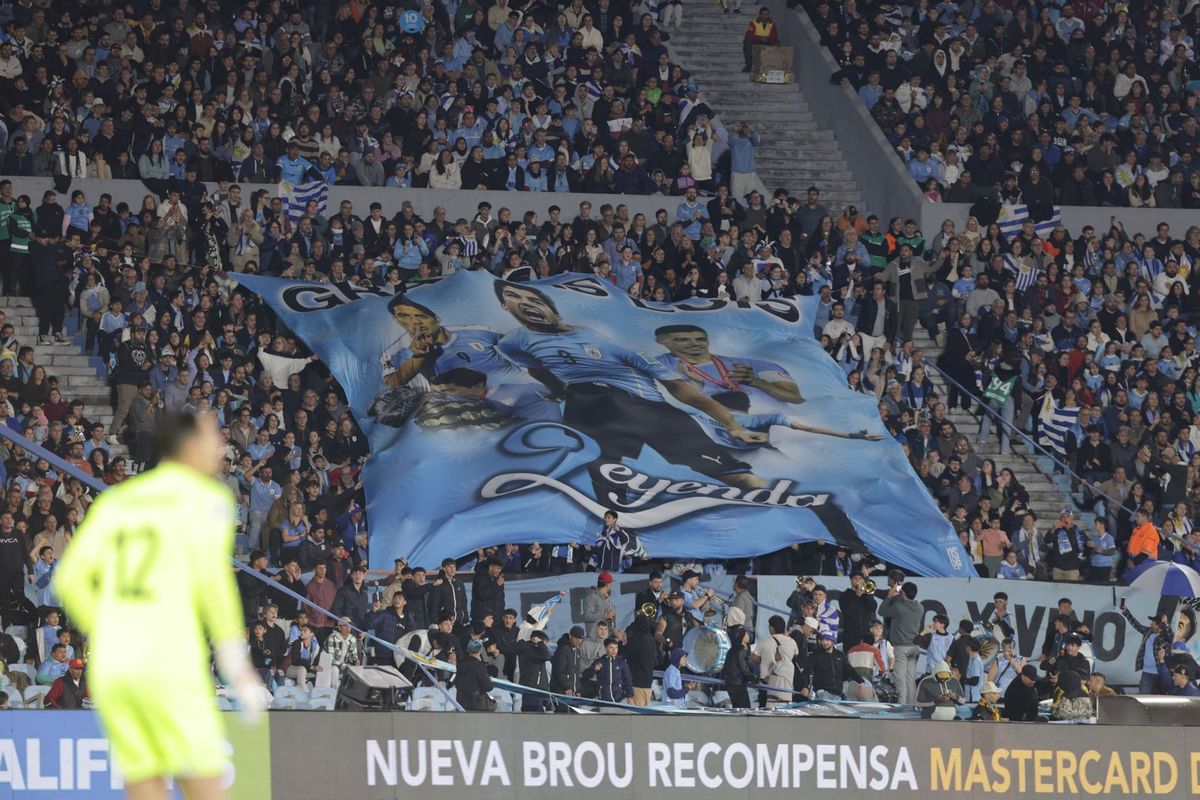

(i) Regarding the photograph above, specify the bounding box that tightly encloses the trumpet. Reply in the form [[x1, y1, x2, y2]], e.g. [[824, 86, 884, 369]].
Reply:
[[864, 579, 878, 594], [639, 601, 660, 618], [795, 576, 812, 589]]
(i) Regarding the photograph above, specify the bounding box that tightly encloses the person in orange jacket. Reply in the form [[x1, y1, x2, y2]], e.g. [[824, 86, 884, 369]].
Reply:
[[1128, 509, 1161, 566], [743, 7, 779, 71]]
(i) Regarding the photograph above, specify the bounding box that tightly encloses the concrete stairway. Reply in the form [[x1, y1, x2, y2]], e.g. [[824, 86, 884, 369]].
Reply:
[[665, 4, 863, 211], [911, 327, 1090, 527], [2, 296, 129, 461]]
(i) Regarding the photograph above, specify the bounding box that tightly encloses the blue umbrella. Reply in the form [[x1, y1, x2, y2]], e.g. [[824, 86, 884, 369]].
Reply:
[[1130, 562, 1200, 598]]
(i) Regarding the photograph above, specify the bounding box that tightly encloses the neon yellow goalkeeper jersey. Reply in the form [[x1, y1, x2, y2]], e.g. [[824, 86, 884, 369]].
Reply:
[[54, 461, 243, 682]]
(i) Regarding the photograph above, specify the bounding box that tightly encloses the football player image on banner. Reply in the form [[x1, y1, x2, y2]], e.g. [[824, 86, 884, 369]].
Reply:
[[237, 271, 972, 577]]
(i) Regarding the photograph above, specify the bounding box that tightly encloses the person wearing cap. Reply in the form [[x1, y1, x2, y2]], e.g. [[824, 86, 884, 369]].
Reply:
[[1042, 507, 1086, 582], [321, 616, 363, 689], [549, 625, 586, 705], [1003, 663, 1045, 721], [109, 323, 153, 444], [454, 638, 496, 712], [1120, 604, 1171, 694], [679, 569, 718, 623], [971, 680, 1002, 720], [581, 571, 616, 626], [915, 660, 963, 719], [812, 629, 865, 701], [45, 658, 90, 709]]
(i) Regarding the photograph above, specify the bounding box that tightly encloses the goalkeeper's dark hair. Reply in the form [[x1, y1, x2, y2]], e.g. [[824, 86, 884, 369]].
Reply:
[[152, 412, 203, 462]]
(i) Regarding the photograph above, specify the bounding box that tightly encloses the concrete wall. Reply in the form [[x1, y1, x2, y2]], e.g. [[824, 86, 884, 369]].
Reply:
[[922, 202, 1200, 240], [2, 176, 681, 224], [769, 0, 923, 222]]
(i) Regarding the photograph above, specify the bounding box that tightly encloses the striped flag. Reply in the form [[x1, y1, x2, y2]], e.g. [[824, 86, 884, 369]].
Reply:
[[1037, 393, 1080, 457], [1003, 253, 1038, 292], [277, 180, 329, 223], [997, 203, 1062, 239]]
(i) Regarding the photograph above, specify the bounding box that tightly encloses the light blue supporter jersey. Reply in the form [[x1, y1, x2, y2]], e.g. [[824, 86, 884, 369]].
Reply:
[[380, 326, 508, 383], [498, 326, 677, 402]]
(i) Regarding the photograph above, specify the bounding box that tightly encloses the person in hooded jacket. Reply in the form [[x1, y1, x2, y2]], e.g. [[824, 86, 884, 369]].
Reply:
[[721, 625, 758, 708], [662, 648, 690, 706], [623, 613, 659, 706], [517, 629, 552, 712], [549, 625, 584, 709]]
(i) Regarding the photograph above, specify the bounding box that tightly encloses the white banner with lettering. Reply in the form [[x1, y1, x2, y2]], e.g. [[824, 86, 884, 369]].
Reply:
[[478, 573, 1162, 686]]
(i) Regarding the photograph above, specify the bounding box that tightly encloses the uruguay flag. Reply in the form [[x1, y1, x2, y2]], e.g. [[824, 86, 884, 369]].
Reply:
[[997, 203, 1062, 238], [1037, 393, 1080, 457], [278, 180, 329, 223], [1003, 253, 1037, 292]]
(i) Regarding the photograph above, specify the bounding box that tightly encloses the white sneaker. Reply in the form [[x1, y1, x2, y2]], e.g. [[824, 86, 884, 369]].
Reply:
[[54, 332, 68, 345], [106, 434, 120, 445], [37, 335, 49, 346]]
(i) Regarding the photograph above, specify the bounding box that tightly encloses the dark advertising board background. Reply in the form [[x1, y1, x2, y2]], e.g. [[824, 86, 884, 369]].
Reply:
[[268, 713, 1200, 800]]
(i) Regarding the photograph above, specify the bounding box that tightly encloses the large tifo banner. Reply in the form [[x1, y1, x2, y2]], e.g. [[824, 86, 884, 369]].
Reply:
[[239, 271, 970, 576], [477, 573, 1158, 686]]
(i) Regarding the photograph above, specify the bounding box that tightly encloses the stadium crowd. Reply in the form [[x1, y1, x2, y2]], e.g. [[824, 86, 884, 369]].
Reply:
[[806, 0, 1200, 207], [2, 171, 1200, 709], [0, 0, 1199, 713], [0, 0, 758, 197]]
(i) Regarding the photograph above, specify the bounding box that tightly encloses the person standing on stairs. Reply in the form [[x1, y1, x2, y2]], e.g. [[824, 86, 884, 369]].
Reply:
[[723, 0, 743, 15], [977, 347, 1020, 455], [939, 313, 978, 413], [661, 0, 683, 27], [729, 123, 761, 200], [742, 7, 779, 72]]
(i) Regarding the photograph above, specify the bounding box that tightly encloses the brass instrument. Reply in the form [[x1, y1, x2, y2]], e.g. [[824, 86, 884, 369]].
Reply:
[[864, 579, 878, 594], [639, 601, 659, 618], [795, 576, 812, 589]]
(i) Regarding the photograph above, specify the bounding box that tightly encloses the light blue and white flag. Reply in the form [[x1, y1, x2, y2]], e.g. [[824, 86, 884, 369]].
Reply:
[[1037, 393, 1080, 457], [997, 202, 1061, 239], [277, 180, 329, 223]]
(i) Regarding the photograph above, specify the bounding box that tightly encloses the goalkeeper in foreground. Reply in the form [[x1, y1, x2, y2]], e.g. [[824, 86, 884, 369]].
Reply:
[[54, 412, 266, 800]]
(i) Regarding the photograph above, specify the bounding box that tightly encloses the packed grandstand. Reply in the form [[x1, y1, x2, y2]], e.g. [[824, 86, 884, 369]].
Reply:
[[1, 0, 1200, 735]]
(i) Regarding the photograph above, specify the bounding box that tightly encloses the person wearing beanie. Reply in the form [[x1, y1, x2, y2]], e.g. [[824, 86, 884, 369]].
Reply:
[[663, 648, 689, 706], [453, 638, 495, 712]]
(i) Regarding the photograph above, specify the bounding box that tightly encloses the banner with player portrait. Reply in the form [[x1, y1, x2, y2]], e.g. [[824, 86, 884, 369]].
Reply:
[[237, 271, 972, 576]]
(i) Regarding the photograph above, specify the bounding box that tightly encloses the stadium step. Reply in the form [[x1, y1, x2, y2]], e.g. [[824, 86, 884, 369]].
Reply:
[[910, 327, 1080, 523], [667, 3, 862, 212], [2, 299, 129, 461]]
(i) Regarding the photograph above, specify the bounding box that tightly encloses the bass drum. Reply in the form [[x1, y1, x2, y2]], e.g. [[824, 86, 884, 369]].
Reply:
[[683, 625, 731, 674]]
